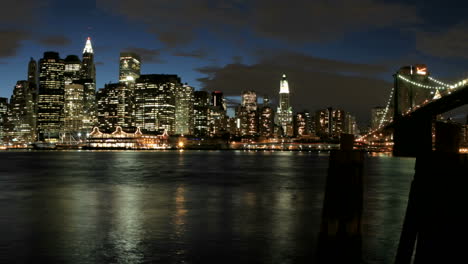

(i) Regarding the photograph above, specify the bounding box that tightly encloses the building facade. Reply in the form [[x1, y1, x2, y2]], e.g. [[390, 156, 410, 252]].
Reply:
[[276, 74, 293, 136], [37, 51, 65, 141], [96, 83, 134, 132], [119, 52, 141, 84], [175, 84, 194, 135]]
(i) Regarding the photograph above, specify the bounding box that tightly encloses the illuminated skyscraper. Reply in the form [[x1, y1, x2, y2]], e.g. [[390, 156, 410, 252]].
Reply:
[[119, 52, 141, 84], [37, 51, 65, 141], [96, 83, 134, 132], [0, 98, 7, 142], [259, 97, 274, 137], [63, 83, 85, 134], [135, 74, 180, 134], [175, 84, 194, 135], [81, 37, 95, 83], [80, 38, 97, 132], [4, 81, 37, 143], [64, 55, 82, 85], [193, 91, 209, 137], [241, 91, 257, 112], [211, 91, 225, 110], [315, 107, 345, 139], [276, 74, 293, 136]]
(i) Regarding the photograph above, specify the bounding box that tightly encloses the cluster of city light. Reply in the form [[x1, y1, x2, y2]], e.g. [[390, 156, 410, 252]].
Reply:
[[397, 75, 447, 90]]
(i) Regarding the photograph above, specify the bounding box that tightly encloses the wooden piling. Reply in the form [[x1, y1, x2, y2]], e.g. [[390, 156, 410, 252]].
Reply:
[[395, 121, 468, 263], [317, 134, 364, 263]]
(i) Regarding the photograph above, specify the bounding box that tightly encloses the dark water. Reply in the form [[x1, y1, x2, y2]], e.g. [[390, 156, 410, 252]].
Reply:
[[0, 150, 415, 263]]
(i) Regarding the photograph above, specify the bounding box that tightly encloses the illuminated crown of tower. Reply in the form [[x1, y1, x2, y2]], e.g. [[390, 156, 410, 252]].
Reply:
[[83, 37, 94, 54]]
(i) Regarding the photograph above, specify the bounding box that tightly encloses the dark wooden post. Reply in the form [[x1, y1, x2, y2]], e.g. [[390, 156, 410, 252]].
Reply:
[[317, 134, 364, 263], [395, 121, 468, 263]]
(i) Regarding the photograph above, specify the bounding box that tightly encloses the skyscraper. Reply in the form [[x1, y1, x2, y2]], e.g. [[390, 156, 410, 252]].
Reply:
[[27, 58, 37, 89], [211, 91, 225, 110], [64, 55, 82, 85], [81, 37, 96, 83], [96, 83, 134, 132], [193, 91, 209, 137], [276, 74, 293, 136], [4, 81, 37, 143], [37, 51, 65, 141], [63, 83, 85, 134], [119, 52, 141, 84], [259, 97, 274, 138], [134, 74, 180, 134], [175, 84, 194, 135], [315, 107, 345, 139], [0, 98, 7, 143]]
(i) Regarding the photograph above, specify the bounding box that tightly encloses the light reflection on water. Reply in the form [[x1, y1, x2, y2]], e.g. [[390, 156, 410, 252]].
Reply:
[[0, 151, 414, 263]]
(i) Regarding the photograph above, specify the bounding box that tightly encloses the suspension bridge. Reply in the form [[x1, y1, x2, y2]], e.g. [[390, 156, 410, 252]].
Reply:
[[357, 65, 468, 157]]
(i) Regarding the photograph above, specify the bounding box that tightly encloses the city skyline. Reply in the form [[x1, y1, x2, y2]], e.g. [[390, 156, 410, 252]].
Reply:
[[1, 0, 468, 124]]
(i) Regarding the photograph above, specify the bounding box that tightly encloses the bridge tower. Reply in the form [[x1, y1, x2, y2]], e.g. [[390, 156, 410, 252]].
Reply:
[[393, 65, 434, 156]]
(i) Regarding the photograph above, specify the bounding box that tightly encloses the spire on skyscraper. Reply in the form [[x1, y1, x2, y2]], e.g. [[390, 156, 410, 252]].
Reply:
[[280, 73, 289, 94], [83, 37, 94, 54]]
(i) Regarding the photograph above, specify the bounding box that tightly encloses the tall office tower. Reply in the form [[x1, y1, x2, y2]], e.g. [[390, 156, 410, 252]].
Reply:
[[241, 90, 257, 112], [64, 55, 82, 85], [240, 90, 258, 135], [77, 79, 97, 131], [0, 98, 7, 142], [27, 58, 38, 89], [63, 83, 84, 134], [134, 74, 179, 134], [259, 97, 274, 138], [119, 52, 141, 84], [304, 111, 314, 135], [276, 74, 293, 136], [81, 37, 96, 83], [37, 51, 65, 141], [193, 91, 209, 137], [4, 81, 37, 143], [345, 113, 359, 135], [294, 112, 311, 137], [371, 106, 386, 130], [208, 90, 227, 137], [394, 64, 432, 118], [315, 108, 346, 139], [96, 83, 134, 132], [175, 84, 194, 135], [211, 91, 225, 110]]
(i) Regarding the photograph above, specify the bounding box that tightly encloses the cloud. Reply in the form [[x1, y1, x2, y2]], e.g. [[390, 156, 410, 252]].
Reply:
[[0, 30, 31, 58], [122, 47, 165, 63], [172, 48, 208, 59], [415, 22, 468, 59], [97, 0, 421, 47], [36, 35, 72, 47], [196, 52, 392, 124]]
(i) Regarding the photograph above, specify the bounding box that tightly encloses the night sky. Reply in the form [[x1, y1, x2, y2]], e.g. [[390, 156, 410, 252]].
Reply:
[[1, 0, 468, 125]]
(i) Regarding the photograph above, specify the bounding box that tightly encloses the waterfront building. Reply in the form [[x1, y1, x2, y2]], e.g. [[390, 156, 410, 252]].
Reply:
[[371, 106, 387, 130], [119, 52, 141, 84], [4, 81, 37, 143], [135, 74, 180, 134], [315, 107, 346, 139], [0, 98, 8, 143], [96, 82, 134, 132], [78, 79, 97, 132], [87, 126, 169, 149], [208, 91, 227, 137], [37, 51, 65, 142], [276, 74, 293, 136], [294, 112, 310, 137], [345, 112, 359, 135], [63, 83, 85, 134], [193, 91, 209, 137], [259, 97, 274, 137], [175, 84, 194, 135]]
